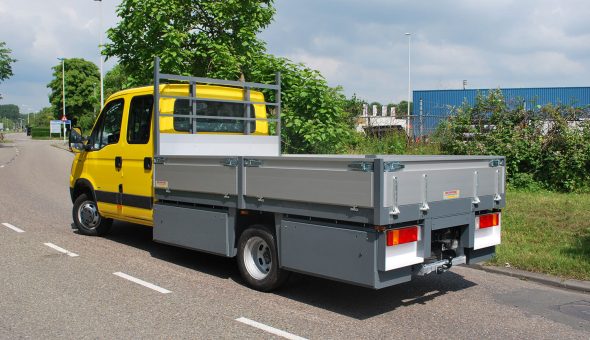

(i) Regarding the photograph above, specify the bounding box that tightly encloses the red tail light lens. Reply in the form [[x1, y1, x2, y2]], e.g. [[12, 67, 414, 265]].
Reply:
[[387, 226, 419, 246], [478, 213, 500, 229]]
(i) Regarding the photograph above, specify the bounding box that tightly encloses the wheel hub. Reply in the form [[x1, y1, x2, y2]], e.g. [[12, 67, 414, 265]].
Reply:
[[244, 236, 271, 280], [78, 201, 100, 229]]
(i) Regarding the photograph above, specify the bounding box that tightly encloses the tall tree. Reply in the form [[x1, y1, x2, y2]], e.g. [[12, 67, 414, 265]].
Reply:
[[0, 104, 20, 120], [0, 42, 17, 99], [104, 0, 353, 153], [104, 0, 275, 85], [47, 58, 100, 129], [104, 64, 130, 99]]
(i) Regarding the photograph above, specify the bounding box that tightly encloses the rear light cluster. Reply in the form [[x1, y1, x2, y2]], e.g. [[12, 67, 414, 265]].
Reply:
[[477, 213, 500, 229], [386, 226, 419, 246]]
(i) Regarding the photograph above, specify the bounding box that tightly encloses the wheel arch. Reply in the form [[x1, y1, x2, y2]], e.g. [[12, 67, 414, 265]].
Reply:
[[71, 179, 96, 203]]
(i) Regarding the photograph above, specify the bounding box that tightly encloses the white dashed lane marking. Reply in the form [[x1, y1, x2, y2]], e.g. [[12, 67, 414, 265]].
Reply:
[[44, 242, 79, 257], [236, 317, 308, 340], [113, 272, 172, 294], [2, 222, 25, 233]]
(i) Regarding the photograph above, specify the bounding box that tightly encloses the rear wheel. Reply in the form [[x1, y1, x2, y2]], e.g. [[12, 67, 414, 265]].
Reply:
[[72, 193, 112, 236], [237, 225, 288, 291]]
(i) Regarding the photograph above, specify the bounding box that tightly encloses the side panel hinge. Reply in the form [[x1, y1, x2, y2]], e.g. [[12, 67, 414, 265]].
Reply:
[[384, 161, 405, 172], [244, 159, 263, 167], [489, 158, 505, 167], [348, 162, 374, 172], [221, 158, 239, 167]]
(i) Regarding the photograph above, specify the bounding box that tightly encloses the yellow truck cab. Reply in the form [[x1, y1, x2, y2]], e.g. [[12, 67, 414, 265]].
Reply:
[[69, 84, 269, 235]]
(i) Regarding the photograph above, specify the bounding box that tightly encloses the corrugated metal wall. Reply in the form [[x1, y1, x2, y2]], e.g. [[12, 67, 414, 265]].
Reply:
[[411, 87, 590, 136]]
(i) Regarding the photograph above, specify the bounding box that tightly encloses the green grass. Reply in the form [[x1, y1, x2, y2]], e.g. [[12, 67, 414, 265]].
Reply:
[[489, 190, 590, 280]]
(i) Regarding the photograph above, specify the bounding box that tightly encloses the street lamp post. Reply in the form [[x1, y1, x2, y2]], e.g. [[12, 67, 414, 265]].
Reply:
[[58, 57, 66, 140], [405, 32, 412, 138], [94, 0, 104, 109]]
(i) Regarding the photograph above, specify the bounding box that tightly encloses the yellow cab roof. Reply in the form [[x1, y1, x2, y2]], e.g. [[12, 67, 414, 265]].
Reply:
[[106, 84, 266, 103]]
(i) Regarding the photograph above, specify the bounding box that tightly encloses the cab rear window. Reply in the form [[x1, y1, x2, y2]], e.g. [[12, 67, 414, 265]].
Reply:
[[173, 99, 255, 133]]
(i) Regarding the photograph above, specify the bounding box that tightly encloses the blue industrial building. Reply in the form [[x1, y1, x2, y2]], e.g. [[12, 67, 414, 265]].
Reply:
[[411, 87, 590, 136]]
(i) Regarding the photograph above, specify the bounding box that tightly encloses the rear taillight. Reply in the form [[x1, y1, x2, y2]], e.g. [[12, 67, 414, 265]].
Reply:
[[387, 226, 419, 246], [477, 213, 500, 229]]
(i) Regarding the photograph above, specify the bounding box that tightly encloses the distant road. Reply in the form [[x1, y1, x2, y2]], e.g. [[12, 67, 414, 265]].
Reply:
[[0, 133, 588, 338]]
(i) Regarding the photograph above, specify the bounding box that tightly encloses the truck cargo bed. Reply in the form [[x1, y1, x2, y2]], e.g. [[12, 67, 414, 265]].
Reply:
[[153, 154, 505, 225]]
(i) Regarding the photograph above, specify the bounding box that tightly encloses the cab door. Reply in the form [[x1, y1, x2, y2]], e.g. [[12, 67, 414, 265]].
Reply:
[[84, 98, 125, 219], [120, 94, 154, 224]]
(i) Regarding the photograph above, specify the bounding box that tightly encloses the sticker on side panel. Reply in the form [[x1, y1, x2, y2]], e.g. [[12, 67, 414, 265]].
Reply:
[[443, 190, 460, 200], [155, 180, 169, 190]]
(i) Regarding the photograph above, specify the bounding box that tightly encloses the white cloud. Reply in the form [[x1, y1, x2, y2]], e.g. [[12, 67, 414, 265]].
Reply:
[[1, 0, 590, 111]]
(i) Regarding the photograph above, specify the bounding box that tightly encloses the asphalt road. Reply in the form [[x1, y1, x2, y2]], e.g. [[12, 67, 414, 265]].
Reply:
[[0, 133, 589, 339]]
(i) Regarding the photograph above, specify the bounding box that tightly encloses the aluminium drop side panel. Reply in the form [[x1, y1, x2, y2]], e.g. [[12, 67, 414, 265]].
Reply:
[[382, 157, 505, 220], [153, 203, 234, 257], [154, 156, 238, 196], [243, 157, 373, 208]]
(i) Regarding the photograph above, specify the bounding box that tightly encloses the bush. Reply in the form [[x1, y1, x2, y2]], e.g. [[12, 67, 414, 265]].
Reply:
[[31, 128, 50, 138], [433, 90, 590, 192]]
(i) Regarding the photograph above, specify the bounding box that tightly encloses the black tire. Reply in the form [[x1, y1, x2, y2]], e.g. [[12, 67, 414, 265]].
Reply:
[[237, 225, 289, 292], [72, 193, 112, 236]]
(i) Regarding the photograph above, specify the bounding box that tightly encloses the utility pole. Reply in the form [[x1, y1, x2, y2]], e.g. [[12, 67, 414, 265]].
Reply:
[[94, 0, 104, 108], [58, 57, 66, 140], [405, 32, 412, 138]]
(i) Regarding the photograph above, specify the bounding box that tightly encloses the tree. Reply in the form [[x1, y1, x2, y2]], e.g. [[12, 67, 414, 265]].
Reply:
[[104, 0, 275, 86], [104, 64, 130, 99], [30, 107, 54, 128], [397, 100, 413, 118], [0, 42, 17, 99], [47, 58, 100, 130], [104, 0, 353, 154], [0, 104, 19, 120]]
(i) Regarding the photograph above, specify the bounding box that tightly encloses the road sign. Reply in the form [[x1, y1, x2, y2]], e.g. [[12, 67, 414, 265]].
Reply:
[[50, 120, 61, 134]]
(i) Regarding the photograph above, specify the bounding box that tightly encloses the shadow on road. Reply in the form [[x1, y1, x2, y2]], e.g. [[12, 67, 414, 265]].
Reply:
[[103, 221, 240, 281], [104, 221, 477, 320]]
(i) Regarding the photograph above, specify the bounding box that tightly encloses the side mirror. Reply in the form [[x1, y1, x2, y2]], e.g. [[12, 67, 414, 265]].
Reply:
[[69, 127, 86, 152]]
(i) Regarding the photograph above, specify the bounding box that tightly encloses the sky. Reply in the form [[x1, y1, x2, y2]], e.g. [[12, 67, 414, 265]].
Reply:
[[1, 0, 589, 114]]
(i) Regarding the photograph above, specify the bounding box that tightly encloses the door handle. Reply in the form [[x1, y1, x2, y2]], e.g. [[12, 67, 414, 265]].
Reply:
[[115, 156, 122, 169], [144, 157, 152, 170]]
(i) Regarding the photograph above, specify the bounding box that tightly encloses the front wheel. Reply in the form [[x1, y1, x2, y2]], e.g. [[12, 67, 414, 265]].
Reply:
[[72, 193, 112, 236], [237, 225, 289, 292]]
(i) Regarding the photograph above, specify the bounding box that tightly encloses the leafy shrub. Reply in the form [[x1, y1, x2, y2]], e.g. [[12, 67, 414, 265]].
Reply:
[[433, 90, 590, 192]]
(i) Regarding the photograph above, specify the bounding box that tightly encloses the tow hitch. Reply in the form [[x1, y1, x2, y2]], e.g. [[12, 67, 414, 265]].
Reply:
[[416, 255, 466, 276]]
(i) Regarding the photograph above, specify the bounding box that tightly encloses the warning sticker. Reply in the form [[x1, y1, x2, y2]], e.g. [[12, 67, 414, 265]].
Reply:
[[155, 180, 169, 190], [443, 190, 460, 200]]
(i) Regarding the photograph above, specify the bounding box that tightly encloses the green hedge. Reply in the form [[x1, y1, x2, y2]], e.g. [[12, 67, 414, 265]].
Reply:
[[31, 128, 50, 138]]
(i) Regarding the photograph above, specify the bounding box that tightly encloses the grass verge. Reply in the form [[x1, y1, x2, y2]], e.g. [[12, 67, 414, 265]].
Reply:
[[489, 190, 590, 280]]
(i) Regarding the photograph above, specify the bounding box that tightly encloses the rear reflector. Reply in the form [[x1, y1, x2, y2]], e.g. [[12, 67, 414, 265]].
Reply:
[[478, 213, 500, 229], [387, 226, 419, 246]]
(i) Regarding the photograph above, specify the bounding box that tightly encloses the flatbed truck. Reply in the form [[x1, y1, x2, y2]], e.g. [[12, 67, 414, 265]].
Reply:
[[69, 58, 505, 291]]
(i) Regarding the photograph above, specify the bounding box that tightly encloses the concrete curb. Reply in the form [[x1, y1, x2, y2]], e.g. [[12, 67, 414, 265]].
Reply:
[[51, 142, 71, 152], [469, 264, 590, 293]]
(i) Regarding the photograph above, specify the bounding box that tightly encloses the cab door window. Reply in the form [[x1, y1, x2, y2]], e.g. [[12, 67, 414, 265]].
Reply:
[[88, 99, 124, 150], [127, 95, 153, 144]]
